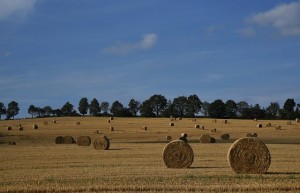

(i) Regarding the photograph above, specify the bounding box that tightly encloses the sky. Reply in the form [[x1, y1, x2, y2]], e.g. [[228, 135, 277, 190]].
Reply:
[[1, 0, 300, 118]]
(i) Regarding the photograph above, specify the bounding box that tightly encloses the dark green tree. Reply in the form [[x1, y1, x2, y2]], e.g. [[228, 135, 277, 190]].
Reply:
[[7, 101, 20, 119], [0, 102, 6, 120], [237, 101, 249, 118], [200, 101, 210, 117], [28, 105, 37, 118], [283, 98, 296, 119], [89, 98, 100, 116], [61, 102, 74, 116], [78, 97, 89, 116], [225, 100, 237, 118], [266, 102, 280, 119], [208, 99, 225, 118], [162, 99, 175, 117], [111, 100, 131, 117], [128, 99, 140, 116], [172, 96, 188, 117], [100, 101, 110, 115], [186, 94, 202, 117], [43, 106, 53, 116], [148, 94, 167, 117], [139, 99, 156, 117]]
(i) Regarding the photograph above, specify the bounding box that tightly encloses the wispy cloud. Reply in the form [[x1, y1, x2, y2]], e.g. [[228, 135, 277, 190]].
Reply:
[[102, 33, 158, 55], [248, 1, 300, 36], [0, 0, 38, 21]]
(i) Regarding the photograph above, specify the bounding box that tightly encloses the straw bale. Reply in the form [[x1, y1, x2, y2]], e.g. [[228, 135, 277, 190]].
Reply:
[[107, 120, 110, 123], [296, 118, 299, 122], [33, 124, 38, 129], [266, 123, 271, 127], [195, 124, 200, 129], [211, 128, 217, 133], [275, 125, 281, 130], [162, 140, 194, 168], [77, 136, 91, 146], [246, 133, 258, 137], [142, 126, 147, 131], [110, 126, 114, 131], [63, 136, 75, 144], [221, 133, 230, 140], [76, 122, 80, 125], [110, 117, 114, 120], [227, 137, 271, 174], [7, 126, 12, 131], [166, 135, 172, 141], [53, 120, 56, 124], [169, 122, 174, 126], [257, 124, 262, 128], [19, 127, 23, 131], [199, 134, 211, 143], [210, 137, 216, 143], [55, 136, 64, 144], [93, 136, 110, 150]]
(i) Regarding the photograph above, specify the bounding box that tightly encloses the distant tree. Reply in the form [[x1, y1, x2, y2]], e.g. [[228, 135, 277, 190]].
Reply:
[[186, 94, 202, 117], [61, 102, 74, 116], [89, 98, 100, 116], [128, 99, 140, 116], [266, 102, 280, 119], [52, 109, 62, 117], [111, 100, 131, 117], [225, 100, 237, 118], [172, 96, 188, 117], [37, 107, 46, 117], [252, 104, 266, 119], [208, 99, 225, 118], [78, 97, 89, 116], [237, 101, 249, 118], [139, 99, 156, 117], [200, 101, 210, 117], [148, 94, 167, 117], [28, 105, 37, 118], [43, 106, 53, 116], [6, 101, 20, 120], [162, 99, 175, 117], [283, 98, 296, 119], [0, 102, 6, 120], [100, 101, 110, 115]]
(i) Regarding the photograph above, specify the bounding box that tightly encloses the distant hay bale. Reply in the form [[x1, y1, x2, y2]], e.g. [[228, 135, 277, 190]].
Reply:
[[287, 121, 292, 125], [63, 136, 75, 144], [178, 133, 188, 143], [77, 136, 91, 146], [53, 120, 56, 124], [254, 118, 257, 121], [7, 126, 12, 131], [166, 135, 172, 141], [93, 136, 110, 150], [170, 118, 175, 121], [210, 137, 216, 143], [110, 126, 114, 131], [296, 118, 299, 123], [200, 134, 211, 143], [142, 126, 147, 131], [275, 125, 281, 130], [192, 118, 197, 122], [257, 124, 262, 128], [211, 128, 217, 133], [76, 122, 80, 125], [195, 124, 200, 129], [110, 117, 114, 120], [221, 134, 230, 140], [178, 117, 182, 120], [266, 123, 271, 127], [169, 123, 174, 127], [55, 136, 64, 144], [224, 120, 228, 124], [162, 140, 194, 168], [9, 141, 16, 145], [19, 127, 23, 131], [200, 125, 205, 130], [107, 120, 111, 123], [33, 124, 38, 129], [246, 133, 258, 137], [227, 137, 271, 174]]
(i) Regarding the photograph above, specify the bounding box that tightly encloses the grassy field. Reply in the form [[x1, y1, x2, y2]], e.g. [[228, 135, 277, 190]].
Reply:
[[1, 117, 300, 193]]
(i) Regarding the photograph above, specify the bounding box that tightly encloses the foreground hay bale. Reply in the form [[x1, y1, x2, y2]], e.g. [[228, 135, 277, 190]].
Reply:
[[162, 140, 194, 168], [63, 136, 75, 144], [200, 134, 211, 143], [227, 137, 271, 174], [221, 134, 230, 140], [33, 124, 38, 129], [55, 136, 64, 144], [246, 133, 258, 137], [93, 136, 110, 150], [77, 136, 91, 146]]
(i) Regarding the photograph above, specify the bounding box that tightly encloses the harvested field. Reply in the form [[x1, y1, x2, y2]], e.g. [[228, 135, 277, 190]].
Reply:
[[0, 117, 300, 193]]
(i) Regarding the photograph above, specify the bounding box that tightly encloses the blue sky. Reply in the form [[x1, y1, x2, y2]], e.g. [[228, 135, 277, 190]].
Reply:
[[1, 0, 300, 118]]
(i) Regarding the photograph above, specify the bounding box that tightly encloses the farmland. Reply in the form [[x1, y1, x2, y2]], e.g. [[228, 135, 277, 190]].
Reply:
[[1, 117, 300, 193]]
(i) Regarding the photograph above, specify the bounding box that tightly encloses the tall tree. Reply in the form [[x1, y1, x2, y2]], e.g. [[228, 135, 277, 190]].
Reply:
[[148, 94, 167, 117], [128, 99, 140, 116], [237, 101, 249, 118], [208, 99, 225, 118], [172, 96, 188, 117], [110, 100, 130, 117], [266, 102, 280, 119], [100, 101, 110, 115], [43, 106, 53, 116], [283, 98, 296, 119], [61, 102, 74, 116], [6, 101, 20, 119], [139, 99, 156, 117], [186, 94, 202, 117], [225, 100, 237, 118], [0, 102, 6, 120], [89, 98, 100, 116], [78, 97, 89, 116], [28, 105, 37, 118], [200, 101, 210, 117]]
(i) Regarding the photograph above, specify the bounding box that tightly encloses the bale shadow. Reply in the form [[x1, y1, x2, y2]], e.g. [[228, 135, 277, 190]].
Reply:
[[267, 172, 300, 175], [189, 166, 227, 169], [108, 148, 129, 151]]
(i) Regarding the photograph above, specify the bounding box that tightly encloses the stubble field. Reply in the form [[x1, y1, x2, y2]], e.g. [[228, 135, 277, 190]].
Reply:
[[0, 117, 300, 193]]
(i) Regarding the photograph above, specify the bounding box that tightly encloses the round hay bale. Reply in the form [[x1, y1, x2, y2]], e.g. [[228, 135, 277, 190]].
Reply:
[[53, 120, 56, 124], [76, 122, 80, 125], [224, 119, 228, 124], [142, 126, 147, 131], [169, 122, 174, 127], [210, 137, 216, 143], [246, 133, 258, 137], [178, 133, 188, 143], [162, 140, 194, 168], [110, 117, 114, 120], [192, 118, 197, 122], [63, 136, 75, 144], [200, 134, 211, 143], [221, 133, 230, 140], [107, 120, 111, 123], [19, 127, 23, 131], [110, 126, 114, 131], [166, 135, 172, 141], [9, 141, 16, 145], [178, 117, 182, 120], [227, 137, 271, 174], [33, 124, 38, 129], [257, 124, 262, 128], [296, 118, 299, 122], [266, 123, 271, 127], [275, 125, 281, 130], [195, 124, 200, 129], [77, 136, 91, 146], [55, 136, 64, 144], [211, 128, 217, 133], [7, 126, 12, 131], [287, 121, 291, 125], [93, 136, 110, 150]]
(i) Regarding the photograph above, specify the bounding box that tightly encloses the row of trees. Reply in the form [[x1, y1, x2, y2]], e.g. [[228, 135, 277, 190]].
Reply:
[[1, 94, 299, 120]]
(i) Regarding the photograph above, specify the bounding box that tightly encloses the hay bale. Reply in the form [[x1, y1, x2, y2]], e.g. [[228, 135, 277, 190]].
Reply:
[[109, 126, 114, 131], [200, 134, 211, 143], [178, 133, 188, 143], [77, 136, 91, 146], [142, 126, 147, 131], [93, 136, 110, 150], [192, 118, 197, 122], [55, 136, 64, 144], [227, 137, 271, 174], [107, 120, 111, 123], [162, 140, 194, 168], [63, 136, 75, 144], [9, 141, 16, 145], [275, 125, 281, 130], [257, 124, 262, 128], [53, 120, 56, 124], [296, 118, 299, 122], [166, 135, 172, 141], [287, 121, 292, 125], [224, 119, 228, 124], [221, 133, 230, 140], [7, 126, 12, 131], [169, 122, 174, 127], [210, 137, 216, 143], [19, 127, 23, 131], [33, 124, 38, 129], [76, 122, 80, 125], [195, 124, 200, 129], [110, 117, 114, 120], [246, 133, 258, 137], [266, 123, 271, 127], [211, 128, 217, 133], [178, 117, 182, 120]]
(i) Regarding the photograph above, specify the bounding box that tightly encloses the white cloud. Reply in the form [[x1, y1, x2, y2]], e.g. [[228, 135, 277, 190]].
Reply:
[[0, 0, 38, 20], [102, 33, 158, 55], [237, 27, 256, 37], [249, 1, 300, 36]]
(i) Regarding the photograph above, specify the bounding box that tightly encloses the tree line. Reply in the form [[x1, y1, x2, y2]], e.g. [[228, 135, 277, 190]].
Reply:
[[0, 94, 299, 120]]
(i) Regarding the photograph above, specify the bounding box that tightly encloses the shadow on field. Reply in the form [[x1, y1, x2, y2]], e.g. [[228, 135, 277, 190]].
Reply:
[[267, 172, 300, 175], [189, 166, 227, 169], [109, 148, 129, 150]]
